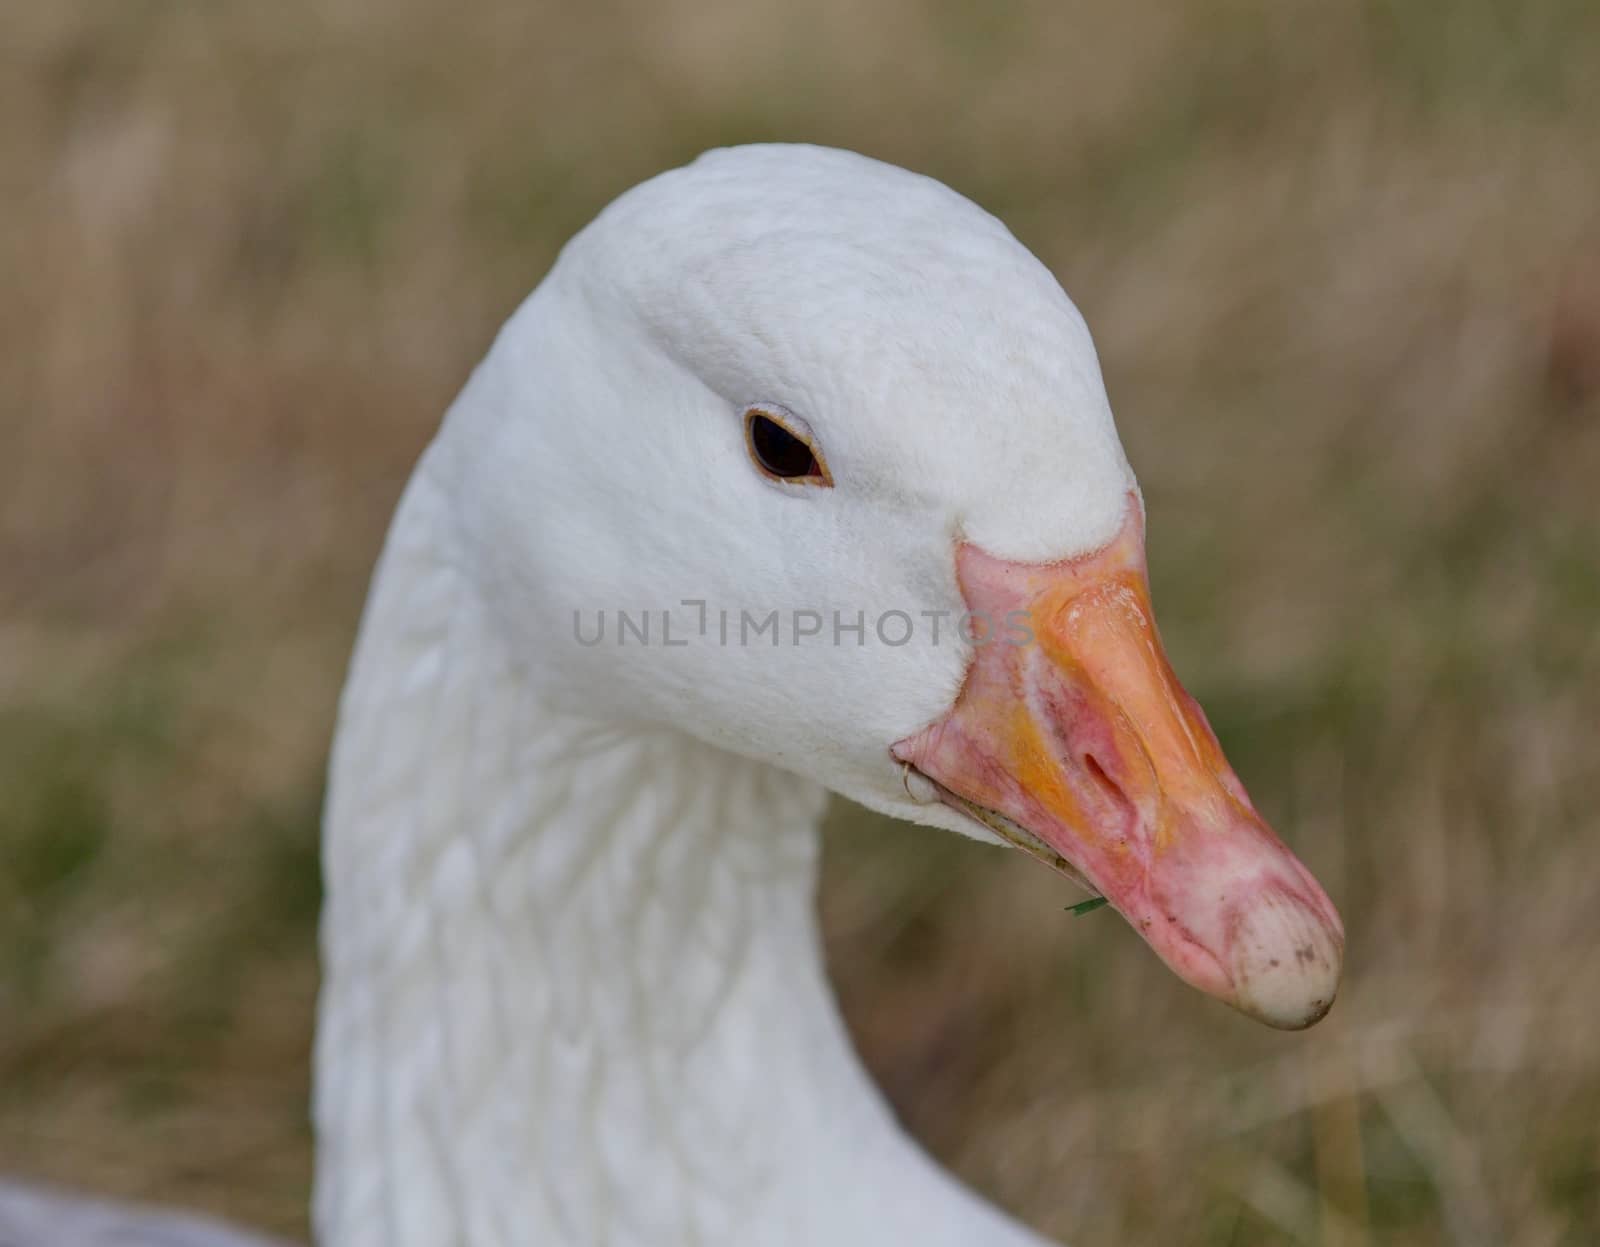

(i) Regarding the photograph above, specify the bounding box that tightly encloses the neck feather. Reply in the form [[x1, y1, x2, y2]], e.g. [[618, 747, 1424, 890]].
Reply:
[[314, 453, 1046, 1247]]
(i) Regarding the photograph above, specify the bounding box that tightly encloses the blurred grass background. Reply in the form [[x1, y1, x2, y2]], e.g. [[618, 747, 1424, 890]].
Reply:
[[3, 1, 1599, 1243]]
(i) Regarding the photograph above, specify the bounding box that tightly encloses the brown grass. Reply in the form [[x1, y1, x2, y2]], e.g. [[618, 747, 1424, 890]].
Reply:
[[3, 1, 1599, 1243]]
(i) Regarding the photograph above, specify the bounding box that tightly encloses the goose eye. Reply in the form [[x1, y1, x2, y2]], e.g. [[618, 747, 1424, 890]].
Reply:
[[745, 409, 832, 486]]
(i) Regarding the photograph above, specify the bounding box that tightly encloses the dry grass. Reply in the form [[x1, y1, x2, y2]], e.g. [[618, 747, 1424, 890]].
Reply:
[[3, 1, 1599, 1243]]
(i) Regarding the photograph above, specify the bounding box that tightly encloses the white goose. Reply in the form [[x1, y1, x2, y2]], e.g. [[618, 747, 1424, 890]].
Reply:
[[2, 144, 1342, 1247]]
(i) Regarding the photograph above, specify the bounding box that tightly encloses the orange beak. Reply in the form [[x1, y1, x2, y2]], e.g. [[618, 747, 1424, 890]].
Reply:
[[894, 497, 1343, 1028]]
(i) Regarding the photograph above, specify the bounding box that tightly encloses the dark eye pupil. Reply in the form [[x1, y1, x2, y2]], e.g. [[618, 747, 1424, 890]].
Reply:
[[750, 415, 820, 479]]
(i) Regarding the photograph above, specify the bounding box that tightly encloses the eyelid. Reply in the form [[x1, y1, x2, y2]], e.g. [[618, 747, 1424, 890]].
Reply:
[[743, 405, 834, 487]]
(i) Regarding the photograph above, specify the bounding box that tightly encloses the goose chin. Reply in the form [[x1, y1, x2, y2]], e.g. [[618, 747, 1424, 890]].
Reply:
[[894, 497, 1344, 1031]]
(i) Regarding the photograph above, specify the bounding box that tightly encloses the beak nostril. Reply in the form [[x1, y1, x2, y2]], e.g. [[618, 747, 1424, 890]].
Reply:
[[1083, 753, 1132, 817]]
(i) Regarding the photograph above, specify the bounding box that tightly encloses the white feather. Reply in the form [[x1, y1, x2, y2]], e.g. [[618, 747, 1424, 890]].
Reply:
[[13, 144, 1143, 1247]]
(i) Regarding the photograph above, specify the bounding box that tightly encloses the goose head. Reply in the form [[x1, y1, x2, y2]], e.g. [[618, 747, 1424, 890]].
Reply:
[[439, 144, 1342, 1029]]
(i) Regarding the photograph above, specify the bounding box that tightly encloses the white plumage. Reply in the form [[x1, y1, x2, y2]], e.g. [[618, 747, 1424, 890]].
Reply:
[[4, 144, 1340, 1247]]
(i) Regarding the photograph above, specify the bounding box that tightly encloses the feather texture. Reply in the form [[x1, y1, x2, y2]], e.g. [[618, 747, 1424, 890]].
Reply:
[[5, 143, 1155, 1246], [0, 1180, 289, 1247]]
